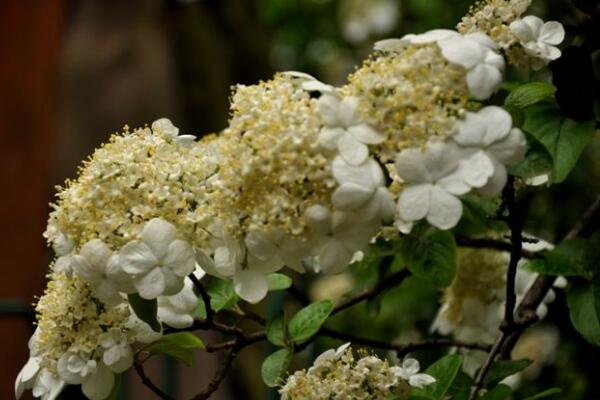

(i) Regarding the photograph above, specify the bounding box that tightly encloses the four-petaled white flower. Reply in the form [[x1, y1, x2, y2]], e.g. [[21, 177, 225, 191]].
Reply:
[[98, 328, 134, 373], [317, 94, 386, 165], [510, 16, 565, 68], [57, 352, 115, 400], [244, 228, 308, 273], [71, 239, 134, 305], [305, 205, 377, 273], [331, 156, 395, 222], [151, 118, 196, 146], [157, 278, 199, 328], [453, 106, 526, 198], [121, 218, 195, 299], [395, 142, 471, 230], [392, 358, 436, 388]]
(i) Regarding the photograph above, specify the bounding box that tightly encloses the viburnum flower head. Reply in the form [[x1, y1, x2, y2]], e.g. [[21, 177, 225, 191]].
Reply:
[[317, 93, 386, 165], [510, 16, 565, 67], [453, 106, 526, 197], [395, 141, 471, 230], [120, 218, 195, 299]]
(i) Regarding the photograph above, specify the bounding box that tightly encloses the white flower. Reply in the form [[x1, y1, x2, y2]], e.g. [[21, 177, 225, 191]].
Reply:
[[331, 157, 395, 222], [395, 142, 471, 230], [281, 71, 336, 93], [151, 118, 196, 146], [510, 16, 565, 66], [157, 278, 198, 328], [57, 352, 115, 400], [120, 218, 195, 299], [453, 106, 526, 197], [305, 205, 377, 273], [312, 342, 351, 367], [52, 232, 75, 276], [30, 369, 65, 400], [392, 358, 436, 388], [98, 328, 134, 373], [244, 228, 308, 273], [317, 94, 386, 165], [71, 239, 134, 305], [125, 311, 163, 344]]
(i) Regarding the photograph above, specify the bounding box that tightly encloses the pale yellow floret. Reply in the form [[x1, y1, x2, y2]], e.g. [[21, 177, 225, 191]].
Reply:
[[35, 272, 130, 373], [343, 43, 469, 162]]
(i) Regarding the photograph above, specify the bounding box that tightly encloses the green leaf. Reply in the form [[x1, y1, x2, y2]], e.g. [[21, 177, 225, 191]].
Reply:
[[567, 283, 600, 346], [481, 384, 512, 400], [523, 104, 595, 182], [414, 354, 462, 399], [508, 141, 553, 180], [261, 348, 292, 387], [504, 82, 556, 109], [267, 273, 293, 291], [105, 373, 122, 400], [398, 225, 457, 287], [446, 370, 473, 400], [454, 196, 506, 236], [288, 300, 333, 343], [206, 279, 239, 312], [503, 104, 524, 128], [145, 332, 205, 366], [267, 314, 285, 346], [127, 294, 161, 332], [483, 359, 532, 388], [523, 239, 591, 278], [523, 388, 562, 399]]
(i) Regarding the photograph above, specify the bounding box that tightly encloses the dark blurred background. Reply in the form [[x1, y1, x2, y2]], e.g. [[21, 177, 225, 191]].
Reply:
[[1, 0, 598, 399]]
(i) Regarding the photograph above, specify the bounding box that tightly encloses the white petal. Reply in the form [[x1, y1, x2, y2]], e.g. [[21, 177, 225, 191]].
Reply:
[[82, 363, 115, 400], [522, 15, 544, 37], [478, 160, 507, 198], [440, 37, 484, 69], [427, 186, 463, 230], [106, 255, 136, 293], [331, 183, 374, 211], [175, 135, 196, 147], [233, 269, 269, 303], [479, 106, 512, 145], [466, 64, 502, 100], [409, 373, 436, 388], [374, 38, 404, 51], [464, 32, 497, 50], [398, 184, 432, 222], [438, 168, 473, 195], [332, 156, 382, 187], [141, 218, 177, 260], [394, 148, 431, 183], [107, 348, 133, 373], [376, 187, 396, 222], [52, 233, 74, 256], [277, 235, 308, 273], [510, 19, 535, 42], [162, 268, 185, 296], [120, 242, 158, 274], [488, 128, 527, 165], [93, 280, 122, 306], [79, 239, 113, 271], [347, 124, 386, 144], [319, 127, 344, 149], [158, 305, 194, 329], [304, 205, 331, 234], [338, 97, 361, 127], [543, 44, 561, 60], [135, 267, 166, 299], [163, 240, 195, 277], [195, 250, 223, 278], [71, 255, 101, 284], [424, 141, 462, 181], [402, 358, 421, 375], [338, 133, 369, 166], [152, 118, 179, 138], [317, 239, 354, 274], [454, 111, 487, 147], [316, 94, 342, 126], [245, 230, 277, 261], [455, 151, 495, 189], [407, 29, 458, 44]]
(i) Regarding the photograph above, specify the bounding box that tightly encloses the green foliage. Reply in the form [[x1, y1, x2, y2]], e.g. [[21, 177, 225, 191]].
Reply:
[[481, 384, 512, 400], [397, 225, 457, 287], [194, 278, 239, 318], [127, 294, 161, 332], [288, 300, 333, 343], [267, 273, 293, 291], [267, 313, 286, 346], [567, 283, 600, 346], [446, 370, 473, 400], [454, 196, 506, 236], [522, 104, 596, 183], [504, 82, 556, 109], [508, 141, 553, 180], [524, 238, 593, 278], [105, 373, 121, 400], [412, 354, 463, 399], [483, 359, 532, 388], [523, 388, 563, 399], [145, 332, 205, 366], [261, 348, 293, 388]]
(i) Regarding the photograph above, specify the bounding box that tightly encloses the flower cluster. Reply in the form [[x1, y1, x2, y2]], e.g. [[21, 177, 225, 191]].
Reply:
[[279, 343, 435, 399]]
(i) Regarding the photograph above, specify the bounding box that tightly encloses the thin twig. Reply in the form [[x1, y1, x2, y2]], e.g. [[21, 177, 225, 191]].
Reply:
[[190, 348, 238, 400], [502, 177, 523, 329], [189, 273, 214, 323], [134, 360, 175, 400]]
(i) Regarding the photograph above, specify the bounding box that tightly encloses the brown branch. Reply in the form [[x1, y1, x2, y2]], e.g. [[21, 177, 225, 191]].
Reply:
[[189, 273, 214, 323], [190, 348, 238, 400], [134, 359, 175, 400], [502, 177, 523, 329]]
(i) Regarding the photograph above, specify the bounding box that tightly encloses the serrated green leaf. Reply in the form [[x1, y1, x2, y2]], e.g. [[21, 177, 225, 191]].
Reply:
[[288, 300, 333, 343], [261, 348, 292, 387], [127, 294, 161, 332], [503, 104, 524, 127], [523, 239, 591, 278], [207, 279, 239, 312], [446, 369, 473, 400], [267, 273, 293, 291], [398, 226, 457, 287], [523, 104, 595, 183], [523, 388, 562, 399], [146, 332, 204, 366], [567, 283, 600, 346], [413, 354, 462, 399], [483, 359, 532, 388], [267, 314, 285, 346], [481, 384, 512, 400], [504, 82, 556, 109]]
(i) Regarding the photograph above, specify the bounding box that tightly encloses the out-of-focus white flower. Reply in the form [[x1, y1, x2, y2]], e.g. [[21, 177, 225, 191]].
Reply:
[[317, 94, 386, 165], [71, 239, 133, 305], [157, 279, 198, 329], [313, 342, 351, 367], [453, 106, 527, 197], [120, 218, 195, 299], [151, 118, 196, 146], [510, 16, 564, 66], [395, 142, 471, 230], [305, 205, 377, 273], [331, 157, 395, 222], [244, 228, 308, 273], [392, 358, 436, 388], [98, 329, 133, 373]]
